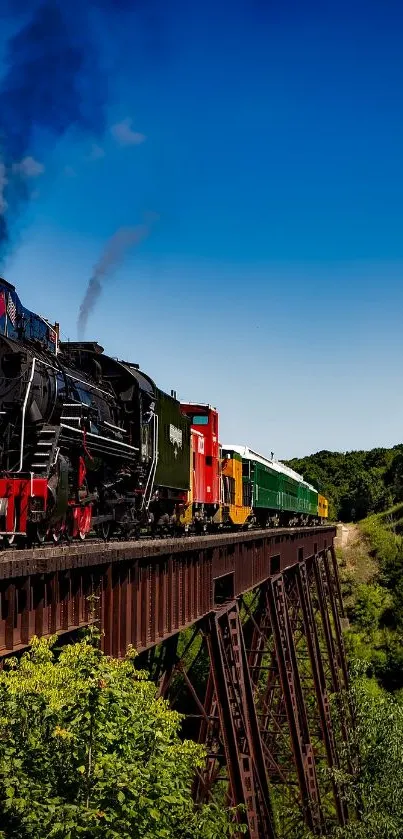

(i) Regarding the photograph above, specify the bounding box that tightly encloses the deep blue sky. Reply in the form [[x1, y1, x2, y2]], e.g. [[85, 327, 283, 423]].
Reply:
[[2, 0, 403, 457]]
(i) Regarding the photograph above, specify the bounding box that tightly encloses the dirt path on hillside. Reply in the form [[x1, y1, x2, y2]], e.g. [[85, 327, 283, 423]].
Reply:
[[337, 524, 360, 549], [337, 523, 377, 583]]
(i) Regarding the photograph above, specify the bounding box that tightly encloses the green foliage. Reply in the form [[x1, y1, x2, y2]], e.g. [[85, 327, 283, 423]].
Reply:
[[384, 453, 403, 505], [303, 504, 403, 837], [360, 512, 400, 565], [350, 583, 392, 631], [307, 667, 403, 838], [286, 445, 403, 521], [0, 633, 238, 839], [339, 511, 403, 689]]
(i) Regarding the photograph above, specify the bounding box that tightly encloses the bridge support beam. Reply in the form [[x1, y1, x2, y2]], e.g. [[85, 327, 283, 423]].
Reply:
[[157, 548, 350, 838], [206, 604, 277, 838]]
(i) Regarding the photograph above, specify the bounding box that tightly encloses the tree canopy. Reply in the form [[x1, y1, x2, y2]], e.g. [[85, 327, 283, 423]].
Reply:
[[286, 445, 403, 521]]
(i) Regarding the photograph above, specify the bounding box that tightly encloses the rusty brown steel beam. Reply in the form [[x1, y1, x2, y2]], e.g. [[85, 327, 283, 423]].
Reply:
[[266, 576, 324, 833], [226, 552, 350, 836], [322, 550, 349, 690], [0, 527, 335, 657], [0, 526, 335, 579], [294, 561, 348, 826], [206, 603, 277, 838], [312, 555, 343, 698]]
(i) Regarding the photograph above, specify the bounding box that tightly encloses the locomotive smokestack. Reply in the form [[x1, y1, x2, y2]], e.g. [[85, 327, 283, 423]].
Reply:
[[77, 215, 157, 338]]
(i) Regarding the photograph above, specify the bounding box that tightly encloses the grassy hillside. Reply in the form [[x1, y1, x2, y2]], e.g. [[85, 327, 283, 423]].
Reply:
[[340, 503, 403, 691], [286, 445, 403, 521], [301, 505, 403, 837], [303, 505, 403, 837]]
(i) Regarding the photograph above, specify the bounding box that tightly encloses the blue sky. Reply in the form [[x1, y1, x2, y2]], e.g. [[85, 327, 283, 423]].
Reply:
[[2, 0, 403, 458]]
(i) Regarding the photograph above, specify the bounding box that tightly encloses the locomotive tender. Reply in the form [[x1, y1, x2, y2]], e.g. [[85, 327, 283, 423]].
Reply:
[[0, 280, 328, 545]]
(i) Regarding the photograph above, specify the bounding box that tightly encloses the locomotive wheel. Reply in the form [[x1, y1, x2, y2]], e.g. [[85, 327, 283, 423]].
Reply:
[[52, 521, 64, 543], [36, 522, 48, 544], [98, 521, 111, 542]]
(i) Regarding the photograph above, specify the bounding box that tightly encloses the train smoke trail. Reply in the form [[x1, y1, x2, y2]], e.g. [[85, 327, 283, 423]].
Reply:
[[77, 217, 157, 338], [0, 1, 136, 261]]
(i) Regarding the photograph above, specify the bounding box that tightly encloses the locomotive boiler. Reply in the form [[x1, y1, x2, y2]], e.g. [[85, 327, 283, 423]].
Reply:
[[0, 279, 190, 544]]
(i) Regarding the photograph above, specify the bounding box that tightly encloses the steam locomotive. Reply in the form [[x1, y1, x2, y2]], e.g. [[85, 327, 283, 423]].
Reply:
[[0, 279, 328, 546]]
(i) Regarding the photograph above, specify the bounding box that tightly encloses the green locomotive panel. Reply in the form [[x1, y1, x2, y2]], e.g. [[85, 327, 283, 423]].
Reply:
[[299, 484, 318, 516], [155, 389, 190, 493], [237, 447, 318, 517], [251, 461, 281, 509]]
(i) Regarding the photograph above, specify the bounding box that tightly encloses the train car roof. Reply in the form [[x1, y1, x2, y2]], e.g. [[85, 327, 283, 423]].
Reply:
[[222, 444, 317, 492], [181, 402, 217, 411]]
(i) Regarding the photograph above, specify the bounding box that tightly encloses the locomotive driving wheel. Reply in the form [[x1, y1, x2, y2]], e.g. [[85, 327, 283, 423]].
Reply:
[[35, 521, 48, 544], [97, 521, 112, 541], [52, 523, 63, 543]]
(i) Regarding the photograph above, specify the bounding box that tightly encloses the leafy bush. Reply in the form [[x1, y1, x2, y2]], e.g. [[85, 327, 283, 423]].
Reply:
[[339, 514, 403, 689], [0, 633, 238, 839], [318, 668, 403, 838], [349, 583, 391, 631]]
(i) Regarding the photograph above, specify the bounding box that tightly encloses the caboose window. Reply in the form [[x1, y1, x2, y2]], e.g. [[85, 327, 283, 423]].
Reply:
[[192, 415, 208, 425]]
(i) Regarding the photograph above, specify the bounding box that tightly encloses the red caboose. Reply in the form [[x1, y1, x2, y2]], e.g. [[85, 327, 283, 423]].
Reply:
[[180, 403, 220, 527]]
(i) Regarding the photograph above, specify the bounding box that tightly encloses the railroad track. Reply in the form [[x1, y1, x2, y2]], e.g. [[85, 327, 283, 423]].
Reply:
[[0, 524, 336, 577]]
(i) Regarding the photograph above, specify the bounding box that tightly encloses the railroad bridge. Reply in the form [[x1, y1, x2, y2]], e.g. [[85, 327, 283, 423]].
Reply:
[[0, 526, 351, 838]]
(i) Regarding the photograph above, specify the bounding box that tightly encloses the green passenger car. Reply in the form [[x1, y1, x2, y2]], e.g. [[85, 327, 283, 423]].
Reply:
[[297, 483, 318, 517], [224, 445, 319, 525]]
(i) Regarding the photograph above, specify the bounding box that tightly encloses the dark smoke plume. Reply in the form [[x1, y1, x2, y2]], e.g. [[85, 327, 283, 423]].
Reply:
[[0, 1, 135, 261], [77, 216, 157, 338]]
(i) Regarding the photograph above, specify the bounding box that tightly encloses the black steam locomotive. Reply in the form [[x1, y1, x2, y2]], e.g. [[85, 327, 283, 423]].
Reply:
[[0, 279, 190, 544]]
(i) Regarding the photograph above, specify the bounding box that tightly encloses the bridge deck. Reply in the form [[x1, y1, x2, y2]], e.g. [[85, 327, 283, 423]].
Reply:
[[0, 526, 335, 658], [0, 525, 335, 577]]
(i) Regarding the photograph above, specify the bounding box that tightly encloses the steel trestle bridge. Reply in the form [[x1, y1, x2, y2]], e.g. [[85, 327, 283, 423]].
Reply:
[[0, 525, 351, 837]]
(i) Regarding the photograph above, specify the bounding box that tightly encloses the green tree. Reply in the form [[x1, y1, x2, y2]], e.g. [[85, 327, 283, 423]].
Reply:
[[302, 667, 403, 839], [349, 583, 391, 632], [385, 453, 403, 504], [0, 633, 239, 839], [339, 470, 387, 521], [286, 443, 403, 521], [333, 668, 403, 838]]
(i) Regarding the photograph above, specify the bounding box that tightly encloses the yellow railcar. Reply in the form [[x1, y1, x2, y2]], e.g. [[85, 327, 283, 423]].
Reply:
[[318, 494, 329, 520], [220, 450, 251, 526]]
